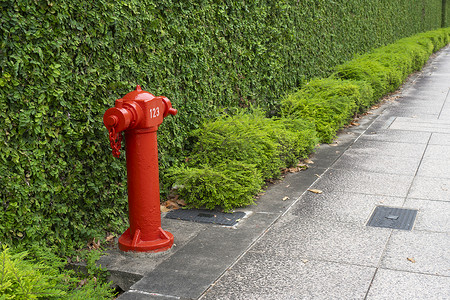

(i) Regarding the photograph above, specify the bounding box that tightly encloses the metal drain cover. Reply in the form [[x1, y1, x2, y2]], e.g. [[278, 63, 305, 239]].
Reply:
[[165, 209, 246, 226], [367, 206, 417, 230]]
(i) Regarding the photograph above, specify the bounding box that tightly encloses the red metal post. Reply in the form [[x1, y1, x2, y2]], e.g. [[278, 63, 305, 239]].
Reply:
[[103, 85, 177, 252]]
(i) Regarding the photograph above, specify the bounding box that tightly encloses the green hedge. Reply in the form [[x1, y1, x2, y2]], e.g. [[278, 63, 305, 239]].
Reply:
[[281, 79, 373, 142], [282, 28, 450, 144], [1, 0, 449, 252], [166, 113, 318, 210], [189, 113, 318, 178], [179, 28, 450, 211], [333, 28, 450, 99]]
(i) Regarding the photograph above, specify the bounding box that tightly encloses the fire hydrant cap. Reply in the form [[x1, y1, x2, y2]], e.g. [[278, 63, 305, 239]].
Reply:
[[122, 85, 155, 101]]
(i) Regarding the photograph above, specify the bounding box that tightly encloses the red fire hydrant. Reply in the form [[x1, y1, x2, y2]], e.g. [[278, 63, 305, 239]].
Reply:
[[103, 85, 177, 252]]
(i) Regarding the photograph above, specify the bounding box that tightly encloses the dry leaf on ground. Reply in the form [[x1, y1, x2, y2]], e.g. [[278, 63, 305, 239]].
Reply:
[[164, 200, 180, 209], [87, 238, 100, 250], [308, 189, 323, 194], [176, 199, 186, 206], [160, 205, 171, 213], [407, 257, 416, 263]]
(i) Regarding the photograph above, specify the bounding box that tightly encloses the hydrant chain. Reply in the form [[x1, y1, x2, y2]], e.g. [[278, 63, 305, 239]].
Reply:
[[108, 126, 122, 158]]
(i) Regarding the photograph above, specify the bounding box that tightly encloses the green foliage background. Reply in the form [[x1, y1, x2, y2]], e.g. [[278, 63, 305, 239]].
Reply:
[[1, 0, 449, 252]]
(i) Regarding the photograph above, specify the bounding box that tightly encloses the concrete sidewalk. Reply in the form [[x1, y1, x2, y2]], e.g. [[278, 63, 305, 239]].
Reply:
[[109, 46, 450, 300]]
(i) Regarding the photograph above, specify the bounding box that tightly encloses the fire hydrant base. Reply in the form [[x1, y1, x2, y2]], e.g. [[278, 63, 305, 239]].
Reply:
[[118, 227, 174, 253]]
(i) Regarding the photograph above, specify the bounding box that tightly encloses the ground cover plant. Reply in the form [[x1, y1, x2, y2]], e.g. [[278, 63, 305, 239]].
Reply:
[[0, 245, 115, 299]]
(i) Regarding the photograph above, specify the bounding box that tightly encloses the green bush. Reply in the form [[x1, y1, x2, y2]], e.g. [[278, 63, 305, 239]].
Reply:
[[165, 112, 318, 211], [0, 245, 115, 299], [333, 28, 450, 99], [189, 112, 318, 178], [167, 161, 263, 212], [281, 78, 372, 143]]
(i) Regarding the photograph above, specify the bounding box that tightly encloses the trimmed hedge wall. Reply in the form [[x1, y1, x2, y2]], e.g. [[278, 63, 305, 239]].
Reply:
[[1, 0, 449, 252], [179, 28, 450, 211]]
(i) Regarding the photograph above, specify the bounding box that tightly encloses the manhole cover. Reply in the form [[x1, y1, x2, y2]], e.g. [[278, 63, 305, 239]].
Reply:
[[367, 206, 417, 230], [165, 209, 246, 226]]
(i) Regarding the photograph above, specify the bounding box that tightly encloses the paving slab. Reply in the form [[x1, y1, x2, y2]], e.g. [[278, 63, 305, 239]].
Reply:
[[247, 214, 392, 267], [366, 269, 450, 300], [292, 191, 404, 225], [423, 144, 450, 159], [380, 230, 450, 276], [403, 198, 450, 232], [201, 254, 376, 300], [429, 132, 450, 145], [310, 169, 414, 198], [408, 176, 450, 201], [359, 129, 431, 144], [389, 117, 450, 133], [343, 139, 427, 158], [331, 152, 421, 175], [416, 156, 450, 178]]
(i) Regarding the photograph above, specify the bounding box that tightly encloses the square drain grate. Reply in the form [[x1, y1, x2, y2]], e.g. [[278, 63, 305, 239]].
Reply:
[[367, 206, 417, 230], [165, 209, 246, 226]]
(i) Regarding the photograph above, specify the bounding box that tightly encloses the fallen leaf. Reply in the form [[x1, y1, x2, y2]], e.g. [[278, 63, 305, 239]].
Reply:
[[297, 163, 308, 170], [407, 257, 416, 263], [302, 259, 309, 263], [105, 235, 115, 242], [329, 143, 338, 147], [351, 122, 360, 126], [282, 196, 289, 201], [164, 200, 180, 209], [78, 279, 88, 287], [304, 159, 314, 164], [87, 238, 100, 250], [160, 205, 171, 212], [308, 189, 323, 194], [176, 199, 186, 206]]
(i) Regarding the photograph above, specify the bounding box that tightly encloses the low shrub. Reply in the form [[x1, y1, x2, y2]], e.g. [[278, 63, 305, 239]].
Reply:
[[189, 112, 318, 179], [281, 78, 372, 143], [333, 28, 450, 99], [167, 161, 263, 212], [165, 112, 318, 211]]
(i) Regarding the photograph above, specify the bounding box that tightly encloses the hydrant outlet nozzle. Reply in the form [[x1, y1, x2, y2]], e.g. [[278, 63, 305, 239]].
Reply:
[[168, 108, 177, 116], [104, 115, 118, 127]]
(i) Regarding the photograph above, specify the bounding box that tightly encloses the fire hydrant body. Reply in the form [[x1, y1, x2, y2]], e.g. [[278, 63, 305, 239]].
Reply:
[[103, 85, 177, 252]]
